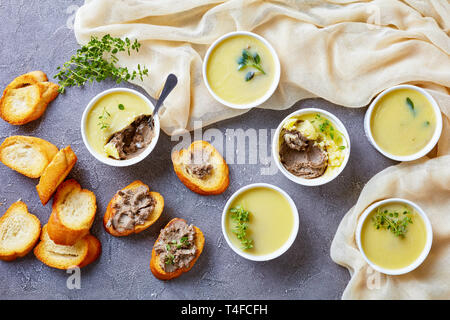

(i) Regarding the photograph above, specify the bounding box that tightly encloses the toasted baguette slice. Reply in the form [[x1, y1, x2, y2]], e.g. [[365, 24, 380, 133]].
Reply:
[[34, 225, 101, 270], [0, 135, 58, 178], [150, 218, 205, 280], [0, 71, 59, 125], [103, 180, 164, 237], [36, 146, 77, 205], [0, 201, 41, 261], [47, 179, 97, 245], [172, 140, 229, 195]]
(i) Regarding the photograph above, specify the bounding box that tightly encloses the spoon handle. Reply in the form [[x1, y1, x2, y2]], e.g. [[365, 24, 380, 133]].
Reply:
[[154, 73, 178, 114]]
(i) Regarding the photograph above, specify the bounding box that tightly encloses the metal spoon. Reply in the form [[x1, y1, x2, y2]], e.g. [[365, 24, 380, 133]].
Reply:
[[154, 73, 178, 114]]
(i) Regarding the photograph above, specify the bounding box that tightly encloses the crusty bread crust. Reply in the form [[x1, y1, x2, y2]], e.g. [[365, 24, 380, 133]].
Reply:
[[0, 201, 41, 261], [103, 180, 164, 237], [0, 135, 58, 178], [0, 71, 59, 125], [78, 235, 102, 268], [34, 225, 101, 270], [47, 179, 97, 245], [36, 146, 77, 205], [150, 218, 205, 280], [172, 140, 229, 195]]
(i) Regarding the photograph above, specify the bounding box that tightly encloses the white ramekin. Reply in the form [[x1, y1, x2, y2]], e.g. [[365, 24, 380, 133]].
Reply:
[[272, 108, 351, 186], [221, 183, 299, 261], [364, 85, 443, 162], [81, 88, 160, 167], [202, 31, 281, 110], [356, 198, 433, 276]]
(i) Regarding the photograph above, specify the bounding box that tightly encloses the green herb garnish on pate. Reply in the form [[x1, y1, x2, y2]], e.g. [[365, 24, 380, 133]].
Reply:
[[315, 113, 339, 141], [406, 97, 416, 116], [237, 48, 266, 82], [97, 107, 111, 130], [230, 206, 254, 250], [372, 207, 413, 238]]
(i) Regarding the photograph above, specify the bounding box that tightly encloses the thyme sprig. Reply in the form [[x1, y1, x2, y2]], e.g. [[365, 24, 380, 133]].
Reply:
[[230, 206, 253, 250], [372, 207, 413, 238], [97, 107, 111, 130], [55, 34, 149, 93]]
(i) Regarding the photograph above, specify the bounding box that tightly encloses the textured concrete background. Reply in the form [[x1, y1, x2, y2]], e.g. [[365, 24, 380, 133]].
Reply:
[[0, 0, 396, 299]]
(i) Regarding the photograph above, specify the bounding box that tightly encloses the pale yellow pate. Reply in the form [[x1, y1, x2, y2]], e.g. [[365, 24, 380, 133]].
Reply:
[[361, 203, 427, 270], [225, 187, 294, 256], [86, 91, 152, 158], [206, 35, 275, 105], [371, 88, 436, 156]]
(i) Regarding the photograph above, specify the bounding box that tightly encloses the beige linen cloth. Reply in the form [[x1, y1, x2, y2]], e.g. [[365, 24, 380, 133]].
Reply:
[[74, 0, 450, 299]]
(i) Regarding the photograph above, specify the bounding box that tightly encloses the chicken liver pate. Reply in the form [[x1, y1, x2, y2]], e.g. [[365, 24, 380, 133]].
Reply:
[[279, 128, 328, 179], [107, 114, 154, 160], [185, 148, 213, 179], [154, 219, 197, 273], [106, 185, 155, 232]]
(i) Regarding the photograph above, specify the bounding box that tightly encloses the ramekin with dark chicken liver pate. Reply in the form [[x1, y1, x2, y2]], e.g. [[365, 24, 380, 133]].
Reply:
[[279, 113, 346, 179]]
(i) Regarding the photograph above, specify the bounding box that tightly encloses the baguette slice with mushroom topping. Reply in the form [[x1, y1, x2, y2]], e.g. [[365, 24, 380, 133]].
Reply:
[[103, 180, 164, 237], [150, 218, 205, 280], [171, 140, 229, 195]]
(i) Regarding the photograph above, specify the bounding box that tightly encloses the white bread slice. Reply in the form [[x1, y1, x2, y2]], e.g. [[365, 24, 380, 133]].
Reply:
[[172, 140, 229, 195], [36, 146, 77, 205], [0, 201, 41, 261], [0, 135, 58, 178], [0, 71, 59, 125], [47, 179, 97, 245], [34, 225, 101, 270]]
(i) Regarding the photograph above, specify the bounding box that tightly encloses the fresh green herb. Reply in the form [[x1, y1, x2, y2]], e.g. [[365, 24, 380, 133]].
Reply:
[[237, 48, 265, 81], [165, 254, 175, 265], [165, 237, 190, 251], [230, 206, 253, 250], [406, 97, 416, 116], [424, 121, 430, 126], [55, 34, 149, 93], [319, 119, 333, 139], [97, 107, 111, 130], [118, 103, 125, 110], [339, 146, 346, 150], [315, 113, 340, 141], [245, 71, 255, 81], [372, 207, 413, 238]]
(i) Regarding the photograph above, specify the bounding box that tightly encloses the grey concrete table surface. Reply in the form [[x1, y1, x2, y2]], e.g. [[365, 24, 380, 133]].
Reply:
[[0, 0, 396, 300]]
